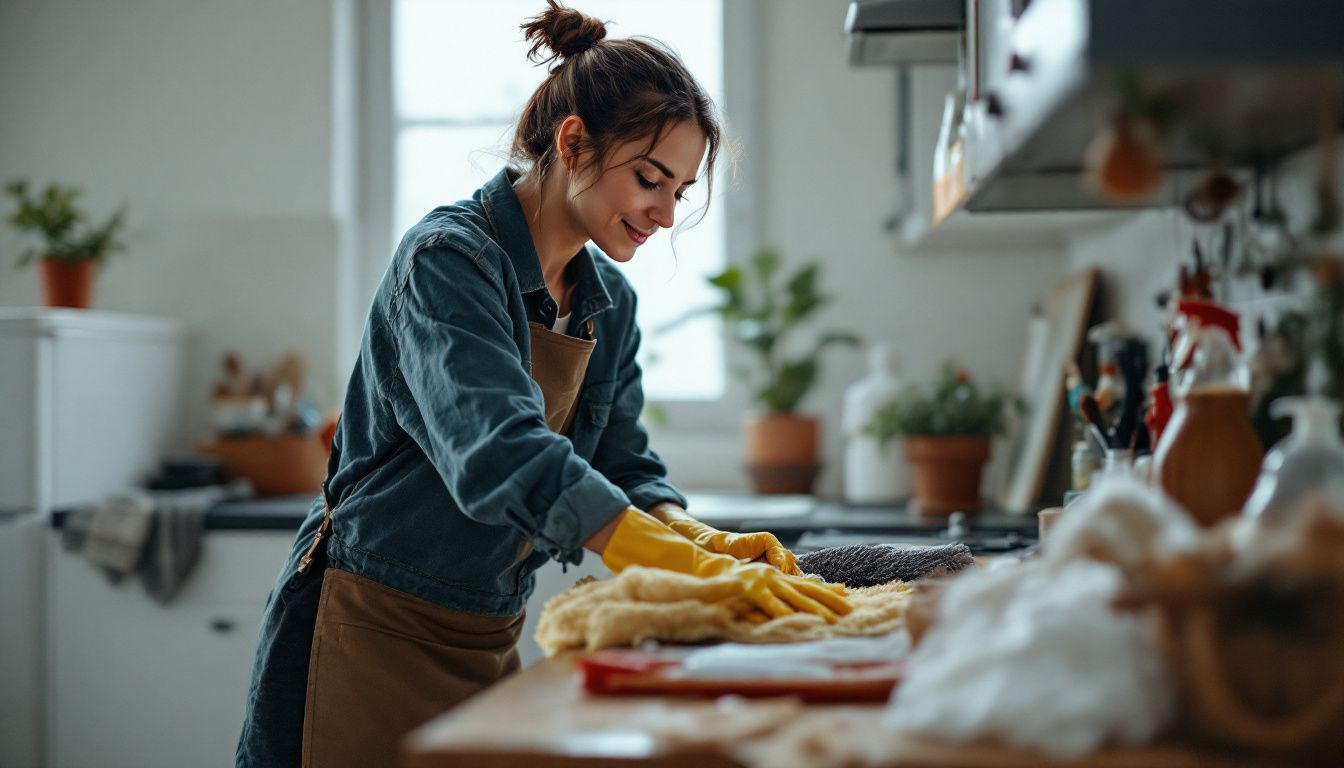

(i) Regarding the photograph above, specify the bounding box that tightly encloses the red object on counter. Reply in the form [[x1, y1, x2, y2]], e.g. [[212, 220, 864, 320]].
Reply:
[[577, 649, 904, 702], [1146, 366, 1175, 446]]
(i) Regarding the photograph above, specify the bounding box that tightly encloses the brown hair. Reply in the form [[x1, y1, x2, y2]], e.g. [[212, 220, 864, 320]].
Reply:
[[513, 1, 721, 231]]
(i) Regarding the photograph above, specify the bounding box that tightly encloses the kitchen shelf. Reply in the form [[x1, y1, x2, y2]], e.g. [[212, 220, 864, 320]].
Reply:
[[963, 0, 1344, 213], [898, 207, 1133, 252]]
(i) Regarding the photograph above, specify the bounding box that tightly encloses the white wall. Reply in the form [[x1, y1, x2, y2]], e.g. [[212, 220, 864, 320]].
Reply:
[[654, 0, 1065, 496], [0, 0, 348, 446], [0, 0, 1066, 499]]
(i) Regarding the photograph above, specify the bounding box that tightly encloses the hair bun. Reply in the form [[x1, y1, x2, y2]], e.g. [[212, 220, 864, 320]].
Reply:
[[522, 1, 606, 65]]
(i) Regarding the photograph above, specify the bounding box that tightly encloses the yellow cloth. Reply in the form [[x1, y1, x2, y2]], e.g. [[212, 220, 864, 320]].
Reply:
[[534, 566, 912, 656]]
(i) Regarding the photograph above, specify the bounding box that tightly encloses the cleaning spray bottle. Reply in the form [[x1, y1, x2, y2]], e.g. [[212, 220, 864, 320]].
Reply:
[[1243, 396, 1344, 524], [1152, 315, 1263, 527], [842, 344, 909, 504]]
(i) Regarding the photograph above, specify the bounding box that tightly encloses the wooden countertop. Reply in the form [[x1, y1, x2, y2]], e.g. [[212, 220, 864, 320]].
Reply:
[[403, 654, 1271, 768]]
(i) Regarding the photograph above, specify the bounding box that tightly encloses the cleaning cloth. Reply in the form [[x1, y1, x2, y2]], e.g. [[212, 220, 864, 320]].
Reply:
[[535, 566, 913, 656], [62, 480, 252, 603], [796, 542, 974, 587]]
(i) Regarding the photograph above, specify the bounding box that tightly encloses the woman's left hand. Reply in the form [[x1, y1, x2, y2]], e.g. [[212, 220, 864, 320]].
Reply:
[[662, 517, 802, 576]]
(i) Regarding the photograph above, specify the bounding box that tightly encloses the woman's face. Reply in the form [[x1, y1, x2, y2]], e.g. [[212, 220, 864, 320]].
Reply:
[[565, 120, 707, 263]]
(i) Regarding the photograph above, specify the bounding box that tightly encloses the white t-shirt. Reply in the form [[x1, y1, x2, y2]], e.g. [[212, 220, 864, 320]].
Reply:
[[552, 313, 571, 336]]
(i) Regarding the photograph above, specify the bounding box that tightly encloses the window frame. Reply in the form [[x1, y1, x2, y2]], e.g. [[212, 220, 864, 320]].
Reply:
[[352, 0, 763, 433]]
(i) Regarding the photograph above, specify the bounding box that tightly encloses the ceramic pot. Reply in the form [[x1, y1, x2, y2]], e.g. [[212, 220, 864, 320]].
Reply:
[[198, 434, 328, 497], [40, 259, 96, 309], [744, 412, 820, 494], [1153, 387, 1263, 527], [904, 435, 991, 515]]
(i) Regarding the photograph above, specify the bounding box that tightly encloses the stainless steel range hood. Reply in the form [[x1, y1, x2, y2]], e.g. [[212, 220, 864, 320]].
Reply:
[[844, 0, 964, 66], [847, 0, 1344, 213], [961, 0, 1344, 212]]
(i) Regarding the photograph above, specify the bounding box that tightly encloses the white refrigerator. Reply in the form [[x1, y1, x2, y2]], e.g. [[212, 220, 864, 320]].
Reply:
[[0, 308, 184, 768]]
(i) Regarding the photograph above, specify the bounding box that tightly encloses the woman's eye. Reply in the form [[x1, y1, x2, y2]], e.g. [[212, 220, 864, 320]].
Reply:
[[637, 171, 688, 203]]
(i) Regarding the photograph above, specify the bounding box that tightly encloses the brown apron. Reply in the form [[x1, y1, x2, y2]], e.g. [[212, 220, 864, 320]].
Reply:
[[300, 319, 595, 768]]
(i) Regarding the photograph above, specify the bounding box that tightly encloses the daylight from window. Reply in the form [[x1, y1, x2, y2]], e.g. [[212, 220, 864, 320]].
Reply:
[[393, 0, 725, 401]]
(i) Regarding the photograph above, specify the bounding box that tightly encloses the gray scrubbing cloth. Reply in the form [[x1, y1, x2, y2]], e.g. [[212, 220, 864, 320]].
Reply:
[[796, 542, 974, 587]]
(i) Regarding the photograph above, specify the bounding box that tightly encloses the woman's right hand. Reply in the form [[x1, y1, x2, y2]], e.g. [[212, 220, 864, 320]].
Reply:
[[601, 508, 851, 623]]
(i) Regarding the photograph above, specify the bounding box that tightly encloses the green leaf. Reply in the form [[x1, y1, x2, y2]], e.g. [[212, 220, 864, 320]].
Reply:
[[750, 249, 780, 284], [4, 178, 127, 269], [782, 263, 824, 322], [764, 359, 817, 413]]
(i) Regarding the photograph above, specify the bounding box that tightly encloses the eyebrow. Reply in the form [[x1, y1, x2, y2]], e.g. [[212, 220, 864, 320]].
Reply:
[[645, 157, 697, 186]]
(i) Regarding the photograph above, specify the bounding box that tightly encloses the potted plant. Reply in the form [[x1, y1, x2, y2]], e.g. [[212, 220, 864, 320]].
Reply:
[[672, 248, 859, 494], [5, 179, 126, 308], [865, 363, 1016, 515]]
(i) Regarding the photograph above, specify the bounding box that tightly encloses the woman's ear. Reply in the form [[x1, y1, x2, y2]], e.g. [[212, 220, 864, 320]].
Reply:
[[555, 115, 587, 171]]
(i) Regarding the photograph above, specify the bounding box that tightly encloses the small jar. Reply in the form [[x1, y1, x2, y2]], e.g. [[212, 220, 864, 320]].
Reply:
[[1071, 440, 1099, 490]]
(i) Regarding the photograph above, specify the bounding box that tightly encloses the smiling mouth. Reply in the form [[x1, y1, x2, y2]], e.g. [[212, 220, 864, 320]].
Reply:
[[623, 221, 650, 245]]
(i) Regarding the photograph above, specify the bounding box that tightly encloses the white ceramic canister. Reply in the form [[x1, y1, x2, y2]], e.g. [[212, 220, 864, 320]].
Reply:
[[842, 344, 911, 504]]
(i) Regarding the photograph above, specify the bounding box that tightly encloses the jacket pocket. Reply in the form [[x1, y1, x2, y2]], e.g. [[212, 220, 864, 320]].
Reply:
[[569, 379, 617, 459]]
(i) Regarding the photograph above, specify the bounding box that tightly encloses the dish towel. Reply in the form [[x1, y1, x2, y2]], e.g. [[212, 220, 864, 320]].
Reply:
[[62, 480, 253, 603]]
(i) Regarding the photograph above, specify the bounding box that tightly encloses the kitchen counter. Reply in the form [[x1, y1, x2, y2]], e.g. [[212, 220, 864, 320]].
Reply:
[[48, 493, 1038, 552], [404, 654, 1270, 767], [49, 494, 318, 531]]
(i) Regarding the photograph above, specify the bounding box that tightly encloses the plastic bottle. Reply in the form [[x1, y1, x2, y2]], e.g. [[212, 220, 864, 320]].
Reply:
[[1243, 396, 1344, 524], [1152, 325, 1263, 527], [842, 345, 909, 504]]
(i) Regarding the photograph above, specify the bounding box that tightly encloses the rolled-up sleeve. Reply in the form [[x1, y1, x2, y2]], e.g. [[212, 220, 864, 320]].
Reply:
[[390, 243, 629, 564], [590, 292, 688, 513]]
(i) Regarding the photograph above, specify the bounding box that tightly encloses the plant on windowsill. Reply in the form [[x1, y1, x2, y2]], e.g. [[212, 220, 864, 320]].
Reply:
[[865, 363, 1018, 515], [668, 248, 860, 494], [5, 179, 127, 309]]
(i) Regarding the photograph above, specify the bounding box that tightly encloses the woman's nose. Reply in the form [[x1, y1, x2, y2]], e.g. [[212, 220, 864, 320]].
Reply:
[[649, 198, 674, 230]]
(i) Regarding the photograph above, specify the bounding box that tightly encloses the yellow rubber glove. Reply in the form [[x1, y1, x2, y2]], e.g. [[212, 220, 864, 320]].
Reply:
[[602, 509, 851, 623], [664, 518, 803, 576]]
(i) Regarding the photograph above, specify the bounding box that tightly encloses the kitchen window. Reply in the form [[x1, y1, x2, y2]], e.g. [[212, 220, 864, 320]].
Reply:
[[391, 0, 727, 401]]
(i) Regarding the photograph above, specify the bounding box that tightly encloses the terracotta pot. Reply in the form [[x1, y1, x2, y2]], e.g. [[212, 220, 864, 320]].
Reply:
[[40, 259, 96, 309], [744, 412, 820, 495], [197, 434, 328, 497], [904, 435, 991, 515]]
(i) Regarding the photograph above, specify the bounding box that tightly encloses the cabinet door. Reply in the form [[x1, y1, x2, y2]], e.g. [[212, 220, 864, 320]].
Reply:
[[50, 530, 293, 768]]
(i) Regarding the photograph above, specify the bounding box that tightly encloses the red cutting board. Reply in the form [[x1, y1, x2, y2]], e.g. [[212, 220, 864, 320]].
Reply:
[[578, 648, 904, 702]]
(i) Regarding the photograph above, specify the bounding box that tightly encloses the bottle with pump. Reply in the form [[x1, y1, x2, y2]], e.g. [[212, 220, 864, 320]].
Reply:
[[1152, 322, 1264, 527], [842, 345, 909, 504], [1243, 396, 1344, 525]]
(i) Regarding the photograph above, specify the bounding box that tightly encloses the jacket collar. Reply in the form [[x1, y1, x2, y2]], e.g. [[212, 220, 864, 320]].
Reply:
[[478, 168, 614, 327]]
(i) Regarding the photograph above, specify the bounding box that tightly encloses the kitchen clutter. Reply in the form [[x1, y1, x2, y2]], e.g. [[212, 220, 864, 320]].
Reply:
[[197, 350, 335, 496]]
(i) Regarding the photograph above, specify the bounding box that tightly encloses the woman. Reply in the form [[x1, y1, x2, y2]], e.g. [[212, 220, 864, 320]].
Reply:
[[237, 3, 850, 765]]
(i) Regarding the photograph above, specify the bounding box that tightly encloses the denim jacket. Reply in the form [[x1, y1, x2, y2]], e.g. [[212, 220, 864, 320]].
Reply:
[[286, 168, 686, 616]]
